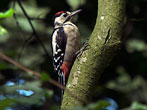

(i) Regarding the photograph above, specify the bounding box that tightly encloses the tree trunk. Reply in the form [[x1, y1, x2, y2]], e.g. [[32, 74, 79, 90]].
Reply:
[[61, 0, 126, 109]]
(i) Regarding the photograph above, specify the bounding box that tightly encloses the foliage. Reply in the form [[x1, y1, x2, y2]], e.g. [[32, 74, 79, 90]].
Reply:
[[0, 25, 7, 35], [41, 72, 51, 81], [106, 66, 147, 103], [0, 8, 14, 35], [129, 102, 147, 110], [124, 102, 147, 110], [0, 0, 147, 110], [0, 80, 54, 109], [63, 100, 110, 110], [0, 99, 16, 110], [125, 39, 147, 55], [0, 8, 14, 18], [66, 0, 86, 10]]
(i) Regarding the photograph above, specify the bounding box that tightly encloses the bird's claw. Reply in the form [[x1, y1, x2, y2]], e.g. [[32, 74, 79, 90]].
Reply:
[[76, 41, 90, 59]]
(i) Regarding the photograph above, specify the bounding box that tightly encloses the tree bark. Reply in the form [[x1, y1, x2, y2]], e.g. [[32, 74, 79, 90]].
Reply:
[[61, 0, 126, 109]]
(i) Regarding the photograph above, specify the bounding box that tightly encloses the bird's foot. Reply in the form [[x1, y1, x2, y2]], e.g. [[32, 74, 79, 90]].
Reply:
[[76, 40, 90, 59]]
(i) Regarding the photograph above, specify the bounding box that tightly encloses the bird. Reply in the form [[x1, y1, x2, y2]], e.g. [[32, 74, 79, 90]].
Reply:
[[51, 9, 81, 88]]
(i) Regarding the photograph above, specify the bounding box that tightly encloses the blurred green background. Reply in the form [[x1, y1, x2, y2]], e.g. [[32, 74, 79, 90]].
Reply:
[[0, 0, 147, 110]]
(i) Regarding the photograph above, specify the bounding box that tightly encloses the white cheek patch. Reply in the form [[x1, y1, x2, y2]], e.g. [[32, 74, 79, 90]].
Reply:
[[54, 16, 64, 24]]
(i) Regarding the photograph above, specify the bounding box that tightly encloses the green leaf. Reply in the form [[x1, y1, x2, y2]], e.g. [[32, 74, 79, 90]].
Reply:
[[66, 0, 86, 10], [0, 63, 9, 70], [45, 89, 54, 99], [62, 100, 110, 110], [0, 25, 8, 35], [126, 39, 147, 53], [0, 8, 14, 18], [86, 100, 110, 110], [0, 99, 16, 110], [41, 72, 50, 81], [96, 101, 110, 110], [131, 102, 147, 110], [50, 105, 60, 110], [2, 81, 44, 105]]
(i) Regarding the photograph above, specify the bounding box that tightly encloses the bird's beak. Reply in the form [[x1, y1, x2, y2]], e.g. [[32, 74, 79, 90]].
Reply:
[[70, 9, 82, 17]]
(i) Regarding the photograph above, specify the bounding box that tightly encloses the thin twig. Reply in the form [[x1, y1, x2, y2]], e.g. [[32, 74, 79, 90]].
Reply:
[[0, 52, 40, 77], [16, 0, 50, 57], [13, 0, 49, 59], [129, 18, 147, 22], [13, 0, 31, 59], [13, 0, 26, 41], [30, 17, 49, 21], [18, 33, 34, 60], [0, 52, 63, 89]]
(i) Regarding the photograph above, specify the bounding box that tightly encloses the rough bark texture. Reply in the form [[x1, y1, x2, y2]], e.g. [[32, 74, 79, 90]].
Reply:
[[61, 0, 126, 109]]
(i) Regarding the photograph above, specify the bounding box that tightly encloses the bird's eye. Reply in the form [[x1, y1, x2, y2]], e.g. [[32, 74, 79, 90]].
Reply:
[[63, 13, 67, 17]]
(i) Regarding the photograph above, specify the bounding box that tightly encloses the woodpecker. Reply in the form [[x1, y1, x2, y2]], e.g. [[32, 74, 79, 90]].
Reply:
[[51, 10, 81, 86]]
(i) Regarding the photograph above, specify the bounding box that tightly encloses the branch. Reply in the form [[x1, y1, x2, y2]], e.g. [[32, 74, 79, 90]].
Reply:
[[30, 17, 49, 21], [16, 0, 50, 57], [0, 52, 63, 89], [0, 52, 85, 104], [18, 33, 34, 59], [61, 0, 126, 109], [129, 18, 147, 22]]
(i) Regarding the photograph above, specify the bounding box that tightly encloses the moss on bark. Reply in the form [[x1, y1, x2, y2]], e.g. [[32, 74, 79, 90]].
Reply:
[[61, 0, 126, 109]]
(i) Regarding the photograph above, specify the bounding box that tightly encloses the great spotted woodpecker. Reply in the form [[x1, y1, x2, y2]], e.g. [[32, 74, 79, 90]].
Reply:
[[51, 10, 81, 86]]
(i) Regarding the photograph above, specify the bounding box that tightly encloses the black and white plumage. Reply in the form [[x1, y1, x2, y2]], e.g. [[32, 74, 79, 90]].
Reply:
[[51, 10, 81, 87], [52, 27, 67, 85]]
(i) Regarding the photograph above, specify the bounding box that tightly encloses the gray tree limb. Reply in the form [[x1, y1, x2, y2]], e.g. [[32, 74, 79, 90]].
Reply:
[[61, 0, 126, 109]]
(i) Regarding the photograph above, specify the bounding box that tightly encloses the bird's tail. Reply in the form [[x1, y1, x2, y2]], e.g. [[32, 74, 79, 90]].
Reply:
[[58, 70, 65, 99]]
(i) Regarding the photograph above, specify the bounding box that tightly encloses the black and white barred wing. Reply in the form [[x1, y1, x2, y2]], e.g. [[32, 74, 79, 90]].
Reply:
[[51, 27, 67, 86]]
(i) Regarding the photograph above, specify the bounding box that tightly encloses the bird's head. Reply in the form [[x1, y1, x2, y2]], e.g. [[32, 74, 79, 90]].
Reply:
[[53, 9, 81, 26]]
